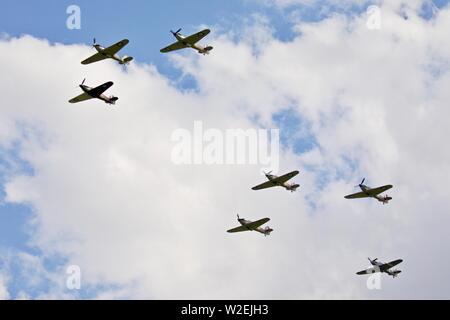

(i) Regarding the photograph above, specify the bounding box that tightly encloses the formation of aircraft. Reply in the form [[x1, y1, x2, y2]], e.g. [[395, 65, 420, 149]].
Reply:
[[227, 215, 273, 236], [252, 170, 300, 193], [72, 29, 212, 106], [357, 258, 403, 278], [81, 38, 133, 65], [160, 28, 214, 55], [69, 79, 118, 105], [344, 178, 393, 204], [68, 28, 403, 279]]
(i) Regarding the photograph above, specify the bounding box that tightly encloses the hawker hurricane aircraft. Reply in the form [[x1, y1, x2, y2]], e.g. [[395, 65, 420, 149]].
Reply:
[[227, 215, 273, 236], [251, 170, 300, 192], [356, 258, 403, 278], [69, 79, 118, 105], [344, 178, 393, 204], [160, 28, 213, 55], [81, 38, 133, 65]]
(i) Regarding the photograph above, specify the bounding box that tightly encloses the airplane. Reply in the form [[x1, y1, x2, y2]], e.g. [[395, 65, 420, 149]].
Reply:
[[344, 178, 393, 204], [81, 38, 133, 65], [160, 28, 213, 55], [69, 79, 118, 105], [356, 257, 403, 278], [251, 170, 300, 192], [227, 215, 273, 236]]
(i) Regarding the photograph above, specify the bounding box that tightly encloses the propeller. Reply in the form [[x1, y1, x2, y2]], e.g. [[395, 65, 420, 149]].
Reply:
[[237, 214, 240, 220], [368, 257, 378, 263], [93, 38, 97, 46], [77, 78, 86, 88], [171, 28, 182, 35], [264, 171, 273, 176], [355, 178, 365, 188]]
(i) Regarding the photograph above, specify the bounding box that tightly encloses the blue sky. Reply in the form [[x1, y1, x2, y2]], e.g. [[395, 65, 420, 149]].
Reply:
[[1, 0, 450, 299], [0, 0, 301, 78]]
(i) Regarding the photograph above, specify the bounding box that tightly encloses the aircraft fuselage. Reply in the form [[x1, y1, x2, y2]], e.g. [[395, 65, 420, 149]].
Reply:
[[237, 218, 273, 236], [94, 44, 130, 64], [173, 33, 212, 54], [369, 259, 402, 277], [360, 184, 391, 203], [266, 174, 299, 192], [80, 84, 116, 105]]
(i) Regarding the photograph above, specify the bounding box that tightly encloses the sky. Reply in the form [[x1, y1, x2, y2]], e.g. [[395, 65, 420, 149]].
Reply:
[[1, 0, 450, 299]]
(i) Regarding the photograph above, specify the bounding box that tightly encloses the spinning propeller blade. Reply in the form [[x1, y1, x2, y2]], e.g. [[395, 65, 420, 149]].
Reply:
[[355, 178, 366, 188]]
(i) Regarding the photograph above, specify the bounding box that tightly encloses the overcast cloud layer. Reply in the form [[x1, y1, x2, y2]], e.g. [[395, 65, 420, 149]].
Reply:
[[1, 0, 450, 299]]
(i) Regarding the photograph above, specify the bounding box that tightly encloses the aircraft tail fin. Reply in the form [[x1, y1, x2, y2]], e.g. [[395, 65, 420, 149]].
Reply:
[[390, 270, 401, 278], [108, 96, 119, 105], [120, 56, 134, 65], [381, 195, 392, 204], [264, 226, 273, 236], [199, 46, 214, 55]]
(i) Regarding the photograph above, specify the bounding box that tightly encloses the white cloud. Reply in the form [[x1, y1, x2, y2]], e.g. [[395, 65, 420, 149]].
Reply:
[[0, 274, 10, 300], [1, 0, 450, 299]]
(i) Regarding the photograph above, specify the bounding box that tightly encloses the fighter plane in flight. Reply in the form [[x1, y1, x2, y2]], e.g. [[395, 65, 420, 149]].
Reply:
[[160, 28, 213, 55], [344, 178, 393, 204], [81, 39, 133, 65], [252, 170, 300, 192], [69, 79, 118, 105], [356, 257, 403, 278], [227, 215, 273, 236]]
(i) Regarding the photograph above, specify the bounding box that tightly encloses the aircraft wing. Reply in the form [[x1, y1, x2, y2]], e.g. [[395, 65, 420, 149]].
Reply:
[[69, 92, 93, 103], [273, 171, 299, 184], [81, 39, 129, 64], [251, 171, 299, 190], [81, 52, 108, 65], [246, 218, 270, 230], [344, 191, 370, 199], [380, 259, 403, 271], [356, 267, 378, 275], [88, 82, 114, 97], [252, 180, 276, 190], [227, 225, 249, 233], [102, 39, 130, 55], [160, 41, 189, 53], [183, 29, 211, 45], [227, 218, 270, 233], [366, 185, 393, 196]]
